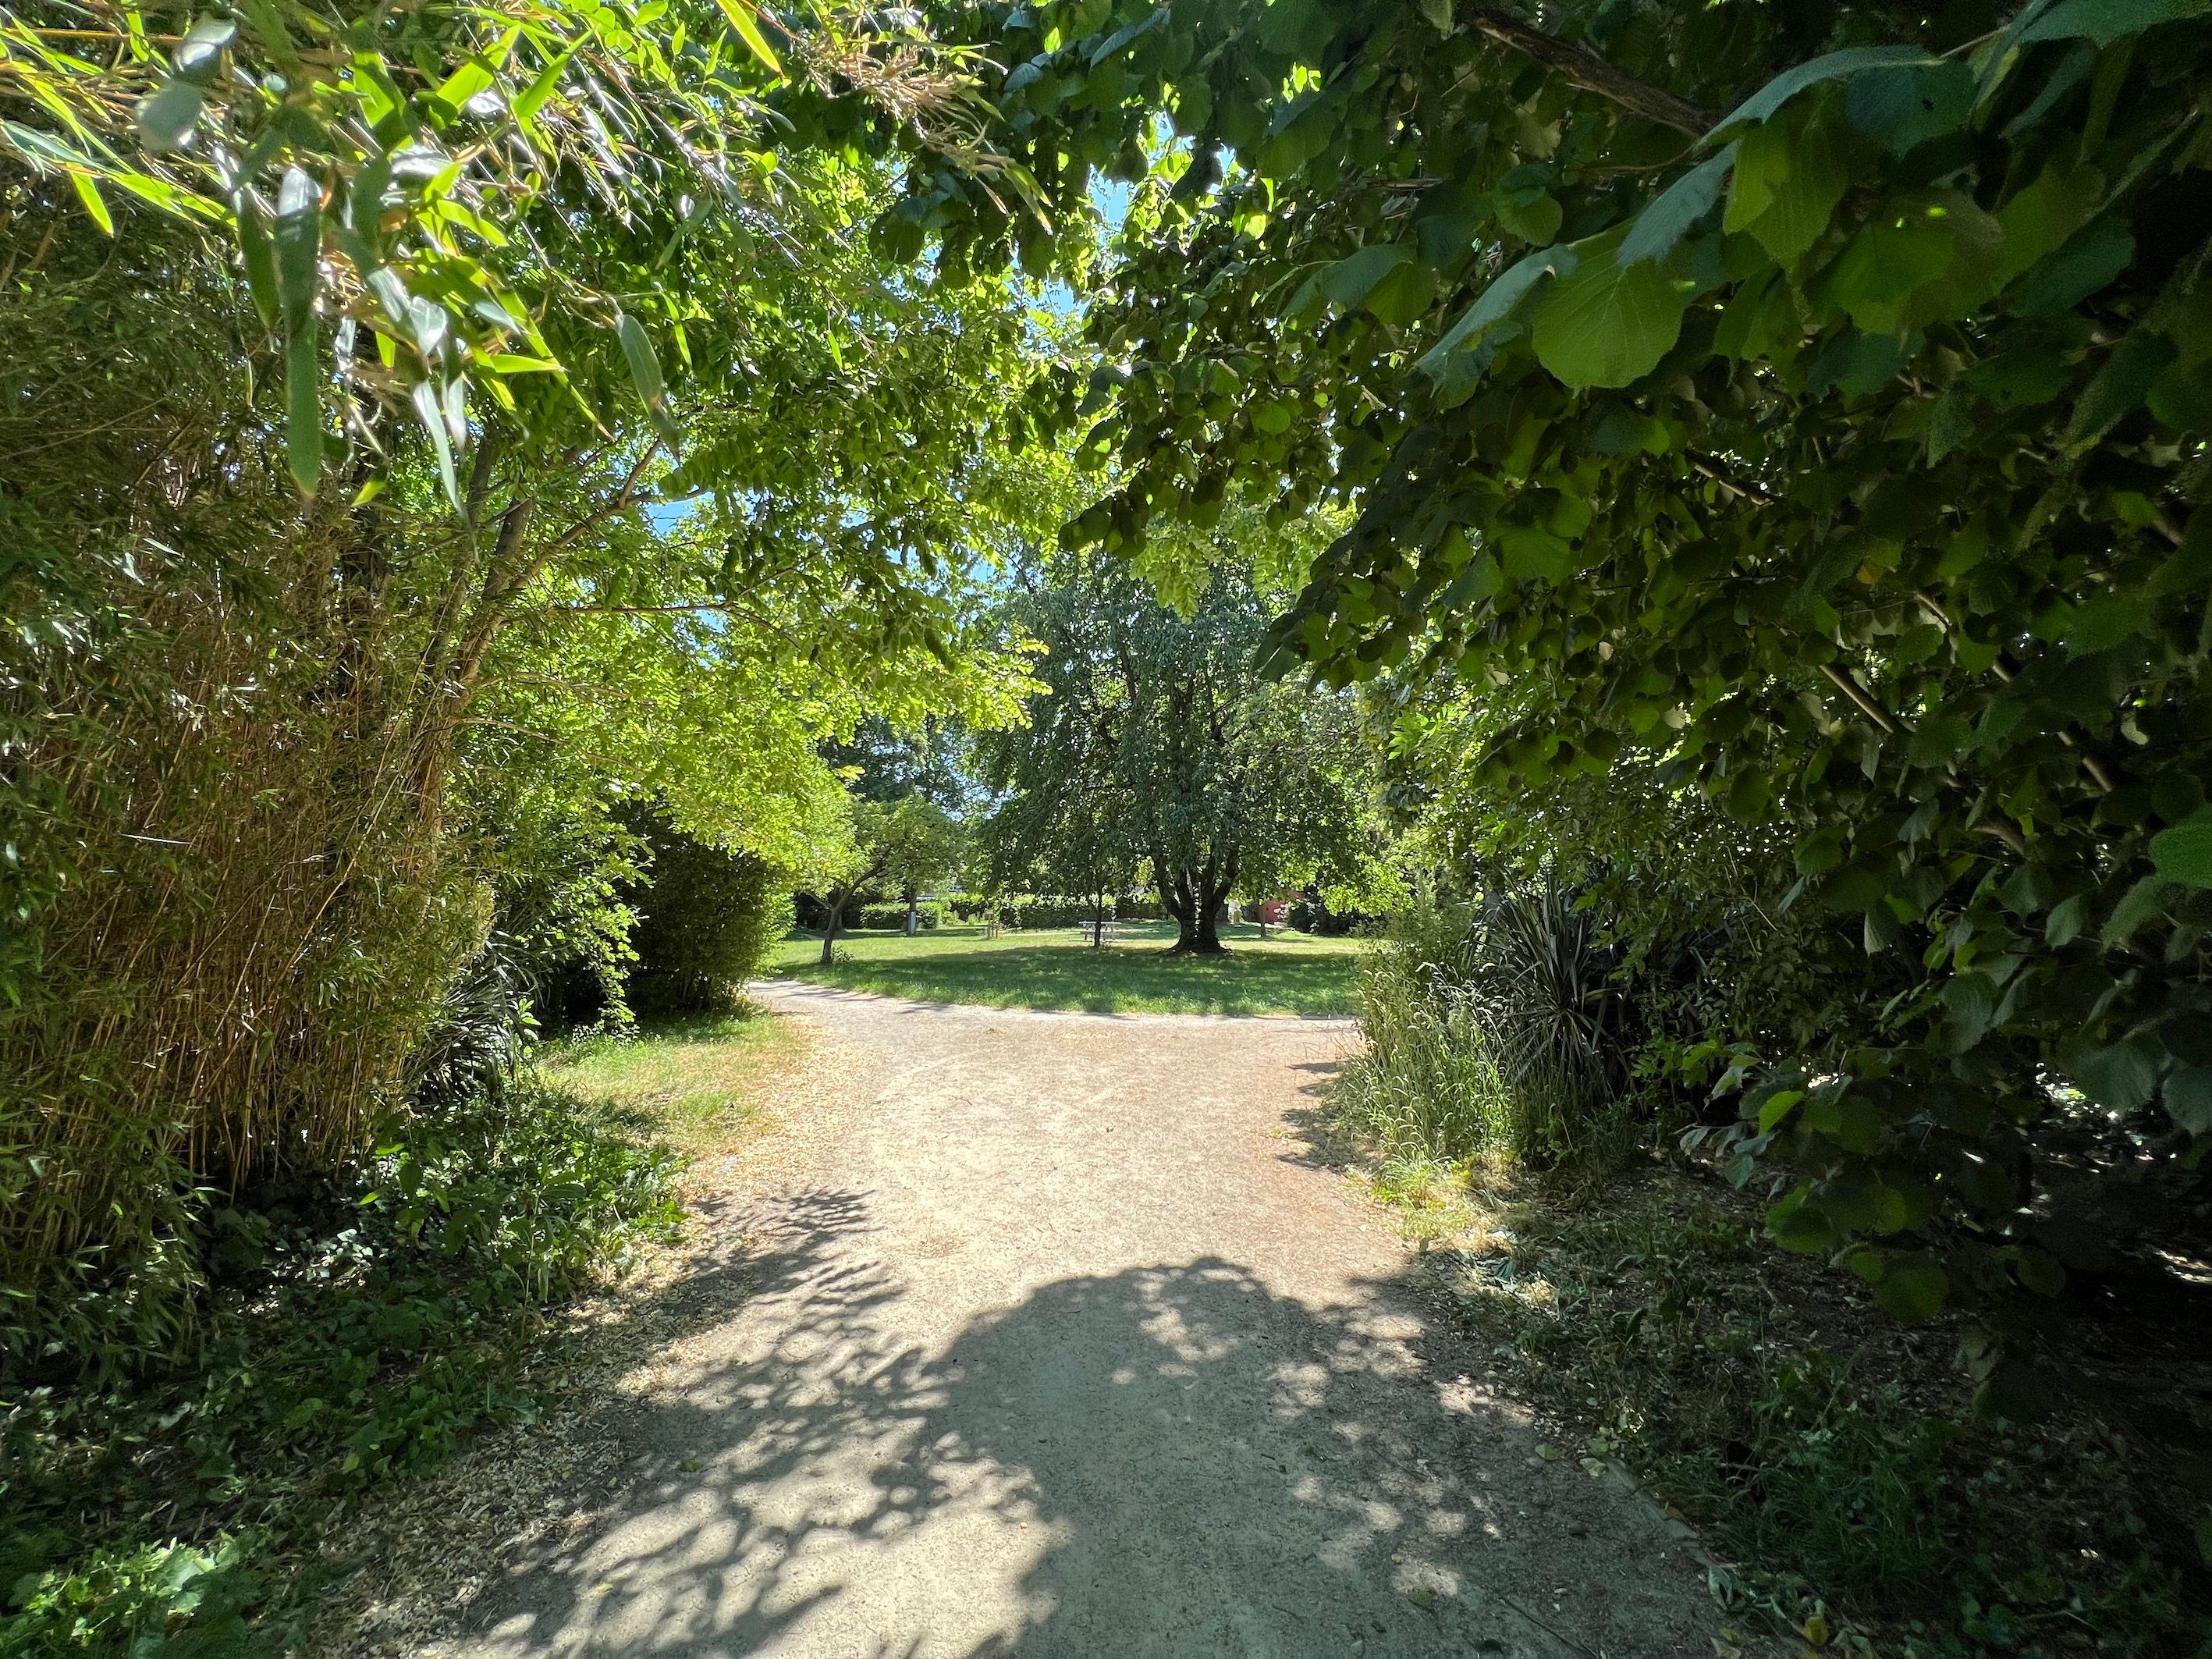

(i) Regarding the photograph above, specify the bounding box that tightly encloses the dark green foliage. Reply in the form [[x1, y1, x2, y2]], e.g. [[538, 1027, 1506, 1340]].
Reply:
[[624, 817, 793, 1016], [1428, 1179, 2207, 1654], [892, 0, 2212, 1359], [857, 901, 943, 931], [0, 1078, 678, 1657], [1341, 887, 1637, 1168]]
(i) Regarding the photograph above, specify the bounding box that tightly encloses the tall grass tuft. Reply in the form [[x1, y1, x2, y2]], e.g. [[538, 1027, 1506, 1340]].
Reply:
[[1337, 886, 1635, 1170]]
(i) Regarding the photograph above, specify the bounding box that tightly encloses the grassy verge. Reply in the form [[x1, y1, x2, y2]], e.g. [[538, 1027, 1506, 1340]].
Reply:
[[766, 920, 1364, 1016], [1346, 1153, 2209, 1657], [1, 1008, 797, 1657]]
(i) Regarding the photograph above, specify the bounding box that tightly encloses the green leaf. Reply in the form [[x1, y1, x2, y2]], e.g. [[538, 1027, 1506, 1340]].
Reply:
[[1873, 1259, 1949, 1323], [2018, 0, 2212, 45], [714, 0, 783, 73], [2067, 1037, 2161, 1109], [2067, 327, 2179, 446], [2165, 1068, 2212, 1135], [1994, 158, 2105, 286], [272, 166, 321, 335], [285, 324, 321, 492], [2007, 215, 2133, 315], [1305, 244, 1413, 314], [1618, 146, 1734, 267], [137, 78, 204, 152], [2150, 807, 2212, 889], [2104, 873, 2178, 945], [234, 195, 280, 332], [1707, 44, 1942, 140], [410, 378, 460, 509], [67, 172, 113, 236], [616, 311, 666, 406], [1757, 1088, 1805, 1131], [1418, 247, 1576, 376], [172, 14, 236, 81], [1724, 98, 1853, 265], [1494, 191, 1562, 246], [2045, 891, 2092, 946], [1845, 60, 1975, 153], [1530, 227, 1690, 389]]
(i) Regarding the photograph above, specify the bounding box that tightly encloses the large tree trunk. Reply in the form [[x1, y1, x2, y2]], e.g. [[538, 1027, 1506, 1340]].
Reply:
[[1166, 858, 1232, 954]]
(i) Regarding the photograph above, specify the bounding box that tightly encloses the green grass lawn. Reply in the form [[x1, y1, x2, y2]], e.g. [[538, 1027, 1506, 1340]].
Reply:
[[764, 920, 1365, 1017]]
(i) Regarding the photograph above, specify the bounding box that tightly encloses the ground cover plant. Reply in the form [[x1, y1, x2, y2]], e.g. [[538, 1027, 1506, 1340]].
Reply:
[[768, 922, 1364, 1017], [1344, 1153, 2211, 1657], [0, 1075, 680, 1657]]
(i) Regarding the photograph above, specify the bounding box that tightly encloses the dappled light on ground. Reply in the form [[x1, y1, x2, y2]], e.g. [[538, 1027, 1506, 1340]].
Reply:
[[418, 987, 1718, 1659]]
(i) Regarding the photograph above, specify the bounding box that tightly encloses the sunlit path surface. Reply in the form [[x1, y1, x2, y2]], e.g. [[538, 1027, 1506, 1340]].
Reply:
[[443, 984, 1727, 1658]]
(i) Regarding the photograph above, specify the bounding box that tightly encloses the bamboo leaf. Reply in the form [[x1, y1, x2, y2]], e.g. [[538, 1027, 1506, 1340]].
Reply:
[[285, 323, 321, 491]]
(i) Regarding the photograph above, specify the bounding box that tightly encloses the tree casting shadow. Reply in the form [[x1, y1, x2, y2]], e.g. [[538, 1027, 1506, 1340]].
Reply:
[[453, 1185, 1709, 1658]]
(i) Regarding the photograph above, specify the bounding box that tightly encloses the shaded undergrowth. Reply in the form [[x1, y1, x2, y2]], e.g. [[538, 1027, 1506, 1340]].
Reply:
[[1, 1071, 691, 1656], [1354, 1155, 2211, 1657]]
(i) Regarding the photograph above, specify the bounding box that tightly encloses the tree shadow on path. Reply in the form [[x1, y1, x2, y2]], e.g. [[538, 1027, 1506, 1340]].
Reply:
[[454, 1185, 1713, 1659]]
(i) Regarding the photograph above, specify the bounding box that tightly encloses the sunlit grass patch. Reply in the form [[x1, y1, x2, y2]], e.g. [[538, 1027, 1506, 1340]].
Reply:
[[765, 921, 1364, 1017], [538, 1004, 803, 1161]]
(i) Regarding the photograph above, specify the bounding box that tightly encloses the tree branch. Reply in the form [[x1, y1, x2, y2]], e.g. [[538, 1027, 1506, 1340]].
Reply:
[[1467, 9, 1717, 137]]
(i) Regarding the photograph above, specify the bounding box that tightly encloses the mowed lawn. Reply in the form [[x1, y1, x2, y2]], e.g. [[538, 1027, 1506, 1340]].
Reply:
[[765, 921, 1365, 1017]]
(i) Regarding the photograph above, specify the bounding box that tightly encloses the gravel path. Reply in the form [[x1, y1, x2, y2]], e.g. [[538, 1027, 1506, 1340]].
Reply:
[[446, 983, 1731, 1658]]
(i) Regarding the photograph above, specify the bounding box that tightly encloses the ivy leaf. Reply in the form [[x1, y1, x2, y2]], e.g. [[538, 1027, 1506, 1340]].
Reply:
[[2150, 807, 2212, 889], [1530, 228, 1690, 389], [1618, 146, 1734, 267]]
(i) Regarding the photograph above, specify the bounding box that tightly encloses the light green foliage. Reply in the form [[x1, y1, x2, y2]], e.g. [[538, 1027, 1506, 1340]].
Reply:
[[978, 520, 1375, 952], [885, 0, 2212, 1373]]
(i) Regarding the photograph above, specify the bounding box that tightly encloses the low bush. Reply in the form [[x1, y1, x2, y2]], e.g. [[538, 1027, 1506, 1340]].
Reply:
[[1399, 1172, 2209, 1657], [0, 1077, 679, 1656], [855, 901, 942, 932], [624, 817, 791, 1015]]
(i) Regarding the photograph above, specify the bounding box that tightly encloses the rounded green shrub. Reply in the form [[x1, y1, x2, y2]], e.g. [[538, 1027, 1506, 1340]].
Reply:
[[624, 820, 791, 1015]]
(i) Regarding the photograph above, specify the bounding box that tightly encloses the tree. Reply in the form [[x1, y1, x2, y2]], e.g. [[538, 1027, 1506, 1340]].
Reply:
[[811, 794, 967, 962], [979, 528, 1369, 953], [886, 0, 2212, 1387], [1, 4, 1060, 1357]]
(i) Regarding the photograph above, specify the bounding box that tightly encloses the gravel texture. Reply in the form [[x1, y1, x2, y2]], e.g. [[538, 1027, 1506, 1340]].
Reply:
[[328, 982, 1741, 1658]]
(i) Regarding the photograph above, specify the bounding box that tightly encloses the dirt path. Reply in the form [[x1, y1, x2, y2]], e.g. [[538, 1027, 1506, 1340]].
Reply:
[[416, 985, 1734, 1658]]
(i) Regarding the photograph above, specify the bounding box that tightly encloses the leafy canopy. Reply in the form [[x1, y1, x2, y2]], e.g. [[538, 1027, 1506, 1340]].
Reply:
[[875, 0, 2212, 1362]]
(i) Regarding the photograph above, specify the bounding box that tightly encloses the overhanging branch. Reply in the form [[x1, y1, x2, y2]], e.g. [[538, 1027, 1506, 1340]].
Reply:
[[1467, 9, 1717, 137]]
